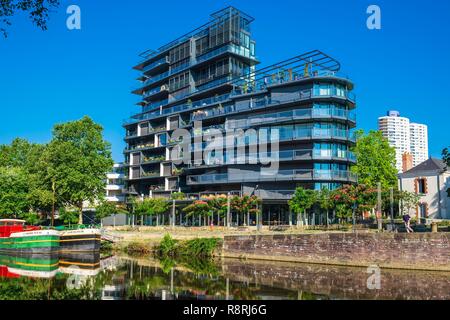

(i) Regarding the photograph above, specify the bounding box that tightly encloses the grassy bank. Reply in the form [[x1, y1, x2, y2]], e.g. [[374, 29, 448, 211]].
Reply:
[[115, 234, 222, 258]]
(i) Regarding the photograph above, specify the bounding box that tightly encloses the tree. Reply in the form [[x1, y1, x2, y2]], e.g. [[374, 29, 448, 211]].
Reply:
[[351, 130, 398, 189], [318, 187, 333, 225], [288, 187, 317, 227], [38, 116, 114, 225], [0, 0, 60, 37], [208, 195, 228, 226], [0, 139, 54, 214], [398, 191, 421, 215], [58, 207, 78, 226], [170, 192, 186, 200], [183, 200, 210, 226], [135, 198, 169, 226], [95, 201, 118, 227], [0, 167, 30, 218], [443, 147, 450, 169]]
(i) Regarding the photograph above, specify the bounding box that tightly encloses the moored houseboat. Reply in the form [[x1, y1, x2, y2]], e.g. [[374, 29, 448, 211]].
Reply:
[[59, 228, 102, 252], [0, 219, 60, 254]]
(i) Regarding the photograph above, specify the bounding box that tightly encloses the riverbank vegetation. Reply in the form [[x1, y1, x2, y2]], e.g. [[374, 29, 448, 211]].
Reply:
[[157, 234, 221, 258]]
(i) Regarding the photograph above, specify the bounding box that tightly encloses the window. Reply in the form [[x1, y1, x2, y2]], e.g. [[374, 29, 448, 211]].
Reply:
[[418, 203, 428, 217], [416, 178, 427, 194], [169, 72, 190, 92]]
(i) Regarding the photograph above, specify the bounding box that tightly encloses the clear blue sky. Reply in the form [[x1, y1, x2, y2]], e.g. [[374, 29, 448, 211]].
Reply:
[[0, 0, 449, 162]]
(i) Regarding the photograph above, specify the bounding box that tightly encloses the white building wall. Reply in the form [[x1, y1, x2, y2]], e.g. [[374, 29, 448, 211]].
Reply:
[[399, 173, 450, 220]]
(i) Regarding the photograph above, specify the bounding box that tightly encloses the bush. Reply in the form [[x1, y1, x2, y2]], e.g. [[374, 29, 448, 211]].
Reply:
[[437, 220, 450, 227], [155, 236, 221, 258], [158, 234, 178, 256], [125, 242, 151, 255], [179, 238, 221, 257]]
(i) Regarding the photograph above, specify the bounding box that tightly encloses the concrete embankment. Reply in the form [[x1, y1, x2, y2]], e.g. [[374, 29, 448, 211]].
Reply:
[[221, 232, 450, 271]]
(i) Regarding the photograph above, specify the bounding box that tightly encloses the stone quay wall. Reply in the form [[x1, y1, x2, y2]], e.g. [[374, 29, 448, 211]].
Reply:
[[221, 232, 450, 271]]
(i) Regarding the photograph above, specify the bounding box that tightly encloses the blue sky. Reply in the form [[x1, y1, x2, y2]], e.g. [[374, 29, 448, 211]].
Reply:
[[0, 0, 449, 162]]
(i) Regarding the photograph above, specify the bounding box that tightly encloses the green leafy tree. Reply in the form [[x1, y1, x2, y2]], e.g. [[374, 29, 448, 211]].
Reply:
[[183, 200, 210, 226], [170, 192, 186, 200], [0, 138, 39, 167], [288, 187, 317, 227], [135, 198, 169, 226], [95, 201, 119, 226], [58, 207, 79, 226], [318, 187, 333, 225], [23, 212, 42, 225], [208, 195, 228, 226], [351, 130, 398, 189], [38, 116, 114, 225], [398, 191, 421, 215], [0, 0, 60, 37], [443, 147, 450, 168], [0, 167, 30, 218]]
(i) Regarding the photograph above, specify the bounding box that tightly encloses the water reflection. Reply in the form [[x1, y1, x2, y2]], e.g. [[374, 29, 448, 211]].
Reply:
[[0, 253, 449, 300]]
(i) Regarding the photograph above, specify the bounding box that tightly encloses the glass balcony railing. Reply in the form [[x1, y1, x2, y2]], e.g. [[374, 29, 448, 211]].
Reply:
[[187, 170, 357, 185], [142, 99, 169, 113], [172, 128, 355, 154], [196, 44, 257, 64], [142, 56, 169, 73], [191, 89, 355, 123], [142, 70, 171, 87], [143, 85, 169, 98], [224, 107, 356, 129], [188, 149, 356, 168], [126, 81, 355, 126], [139, 44, 256, 92], [124, 93, 230, 125]]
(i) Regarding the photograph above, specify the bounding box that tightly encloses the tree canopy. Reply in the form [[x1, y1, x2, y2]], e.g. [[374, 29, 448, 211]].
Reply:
[[0, 116, 113, 225], [351, 129, 398, 189], [38, 116, 114, 224]]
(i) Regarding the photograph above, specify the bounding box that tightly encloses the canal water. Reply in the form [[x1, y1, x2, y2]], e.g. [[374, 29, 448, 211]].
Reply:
[[0, 253, 449, 300]]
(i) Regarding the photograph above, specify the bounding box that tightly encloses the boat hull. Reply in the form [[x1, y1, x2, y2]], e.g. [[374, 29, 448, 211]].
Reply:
[[59, 229, 101, 252], [0, 253, 59, 278], [0, 230, 60, 254]]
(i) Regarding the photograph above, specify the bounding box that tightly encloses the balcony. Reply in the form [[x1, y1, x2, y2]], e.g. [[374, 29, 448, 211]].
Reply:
[[196, 43, 258, 65], [188, 149, 355, 169], [142, 99, 168, 113], [142, 56, 170, 74], [106, 184, 125, 191], [143, 85, 169, 99], [190, 88, 355, 123], [125, 74, 355, 127], [187, 169, 357, 185], [123, 93, 230, 125], [225, 107, 356, 130], [106, 195, 126, 202]]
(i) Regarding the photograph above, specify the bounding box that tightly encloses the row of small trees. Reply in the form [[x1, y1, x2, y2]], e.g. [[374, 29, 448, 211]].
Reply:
[[288, 185, 421, 225], [115, 194, 261, 227]]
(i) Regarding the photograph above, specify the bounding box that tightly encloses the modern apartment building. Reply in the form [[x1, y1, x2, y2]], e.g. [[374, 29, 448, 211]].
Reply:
[[378, 110, 429, 173], [123, 7, 357, 221], [410, 123, 429, 167], [105, 163, 126, 203]]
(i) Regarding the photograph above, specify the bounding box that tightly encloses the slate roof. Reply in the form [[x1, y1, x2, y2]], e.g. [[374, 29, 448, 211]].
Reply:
[[401, 158, 447, 177]]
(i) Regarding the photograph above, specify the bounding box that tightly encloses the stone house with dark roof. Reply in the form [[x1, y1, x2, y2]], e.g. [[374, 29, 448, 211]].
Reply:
[[398, 158, 450, 220]]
